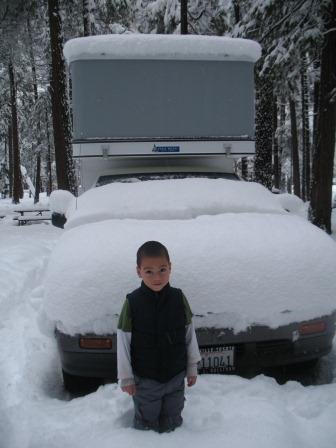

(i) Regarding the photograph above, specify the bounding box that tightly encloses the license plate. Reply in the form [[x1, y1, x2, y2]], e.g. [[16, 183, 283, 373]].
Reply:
[[199, 346, 235, 373]]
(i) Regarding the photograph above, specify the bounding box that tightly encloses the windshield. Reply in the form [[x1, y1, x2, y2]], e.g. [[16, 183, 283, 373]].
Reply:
[[95, 172, 239, 187]]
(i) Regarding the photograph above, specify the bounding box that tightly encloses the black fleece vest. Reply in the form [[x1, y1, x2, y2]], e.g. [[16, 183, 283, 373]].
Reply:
[[127, 282, 187, 383]]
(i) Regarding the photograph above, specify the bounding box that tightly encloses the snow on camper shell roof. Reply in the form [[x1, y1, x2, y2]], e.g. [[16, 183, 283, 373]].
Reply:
[[63, 34, 262, 63]]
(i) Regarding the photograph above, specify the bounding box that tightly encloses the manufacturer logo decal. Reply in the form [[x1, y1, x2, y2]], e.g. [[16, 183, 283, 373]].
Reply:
[[152, 145, 180, 153]]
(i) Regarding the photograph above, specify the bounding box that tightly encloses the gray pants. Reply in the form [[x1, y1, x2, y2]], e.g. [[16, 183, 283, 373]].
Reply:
[[133, 371, 185, 432]]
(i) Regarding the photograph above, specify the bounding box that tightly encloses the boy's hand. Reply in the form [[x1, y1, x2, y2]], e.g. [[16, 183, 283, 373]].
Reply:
[[121, 384, 136, 395], [187, 375, 197, 387]]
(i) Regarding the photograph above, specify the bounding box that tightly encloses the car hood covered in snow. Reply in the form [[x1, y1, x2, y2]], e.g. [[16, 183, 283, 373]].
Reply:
[[64, 178, 286, 229], [43, 179, 336, 335]]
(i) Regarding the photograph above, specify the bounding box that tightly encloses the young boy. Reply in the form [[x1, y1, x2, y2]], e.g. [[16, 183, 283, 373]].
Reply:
[[117, 241, 201, 433]]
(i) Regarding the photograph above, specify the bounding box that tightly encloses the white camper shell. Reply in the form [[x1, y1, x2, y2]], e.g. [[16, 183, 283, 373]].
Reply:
[[64, 34, 261, 192]]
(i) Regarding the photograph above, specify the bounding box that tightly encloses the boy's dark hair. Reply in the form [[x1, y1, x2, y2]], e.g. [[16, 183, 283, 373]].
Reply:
[[137, 241, 170, 267]]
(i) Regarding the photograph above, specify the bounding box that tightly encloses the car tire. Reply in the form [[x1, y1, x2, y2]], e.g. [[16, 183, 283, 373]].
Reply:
[[62, 369, 103, 395], [282, 359, 321, 385]]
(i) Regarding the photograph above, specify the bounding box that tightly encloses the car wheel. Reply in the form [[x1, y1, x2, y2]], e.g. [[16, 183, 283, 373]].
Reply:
[[263, 358, 321, 385], [62, 369, 103, 395]]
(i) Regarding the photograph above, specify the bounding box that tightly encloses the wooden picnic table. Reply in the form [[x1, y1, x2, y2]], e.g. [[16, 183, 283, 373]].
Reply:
[[13, 207, 52, 226], [13, 207, 50, 216]]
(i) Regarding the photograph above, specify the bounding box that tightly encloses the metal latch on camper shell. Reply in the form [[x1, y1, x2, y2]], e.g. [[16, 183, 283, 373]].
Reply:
[[101, 144, 110, 158], [223, 144, 231, 155]]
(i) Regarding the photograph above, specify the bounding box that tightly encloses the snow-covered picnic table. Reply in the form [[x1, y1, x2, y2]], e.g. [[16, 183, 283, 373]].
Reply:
[[13, 207, 52, 226]]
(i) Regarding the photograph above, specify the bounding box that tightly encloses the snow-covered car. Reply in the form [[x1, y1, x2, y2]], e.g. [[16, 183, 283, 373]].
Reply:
[[43, 177, 336, 393]]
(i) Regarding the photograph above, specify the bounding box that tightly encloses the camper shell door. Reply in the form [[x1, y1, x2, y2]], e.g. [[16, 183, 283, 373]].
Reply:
[[64, 35, 261, 190]]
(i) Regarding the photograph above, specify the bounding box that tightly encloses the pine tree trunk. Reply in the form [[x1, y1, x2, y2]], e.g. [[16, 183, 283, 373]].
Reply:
[[254, 71, 273, 190], [27, 18, 38, 102], [8, 60, 23, 204], [233, 0, 244, 187], [83, 0, 95, 36], [312, 59, 320, 158], [34, 152, 41, 204], [4, 139, 8, 167], [8, 124, 13, 198], [48, 0, 77, 194], [279, 100, 286, 191], [300, 55, 310, 201], [289, 97, 301, 197], [232, 0, 241, 23], [309, 0, 336, 234], [28, 17, 43, 198], [180, 0, 188, 34], [83, 0, 90, 36], [273, 96, 280, 190], [241, 158, 248, 180], [46, 108, 53, 196]]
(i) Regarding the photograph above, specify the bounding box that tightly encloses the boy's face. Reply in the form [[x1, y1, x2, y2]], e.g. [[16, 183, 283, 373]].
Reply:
[[137, 256, 171, 292]]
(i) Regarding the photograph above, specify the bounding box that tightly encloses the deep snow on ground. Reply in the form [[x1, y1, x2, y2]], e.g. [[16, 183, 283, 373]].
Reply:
[[1, 195, 336, 448]]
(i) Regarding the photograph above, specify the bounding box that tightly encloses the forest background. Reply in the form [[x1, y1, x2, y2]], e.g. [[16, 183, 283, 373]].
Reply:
[[0, 0, 335, 232]]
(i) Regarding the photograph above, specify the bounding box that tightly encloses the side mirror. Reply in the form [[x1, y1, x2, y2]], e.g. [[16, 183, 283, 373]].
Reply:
[[51, 212, 67, 229], [49, 190, 76, 229]]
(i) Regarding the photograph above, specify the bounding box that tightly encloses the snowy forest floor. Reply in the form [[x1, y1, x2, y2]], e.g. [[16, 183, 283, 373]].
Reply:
[[0, 193, 336, 448]]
